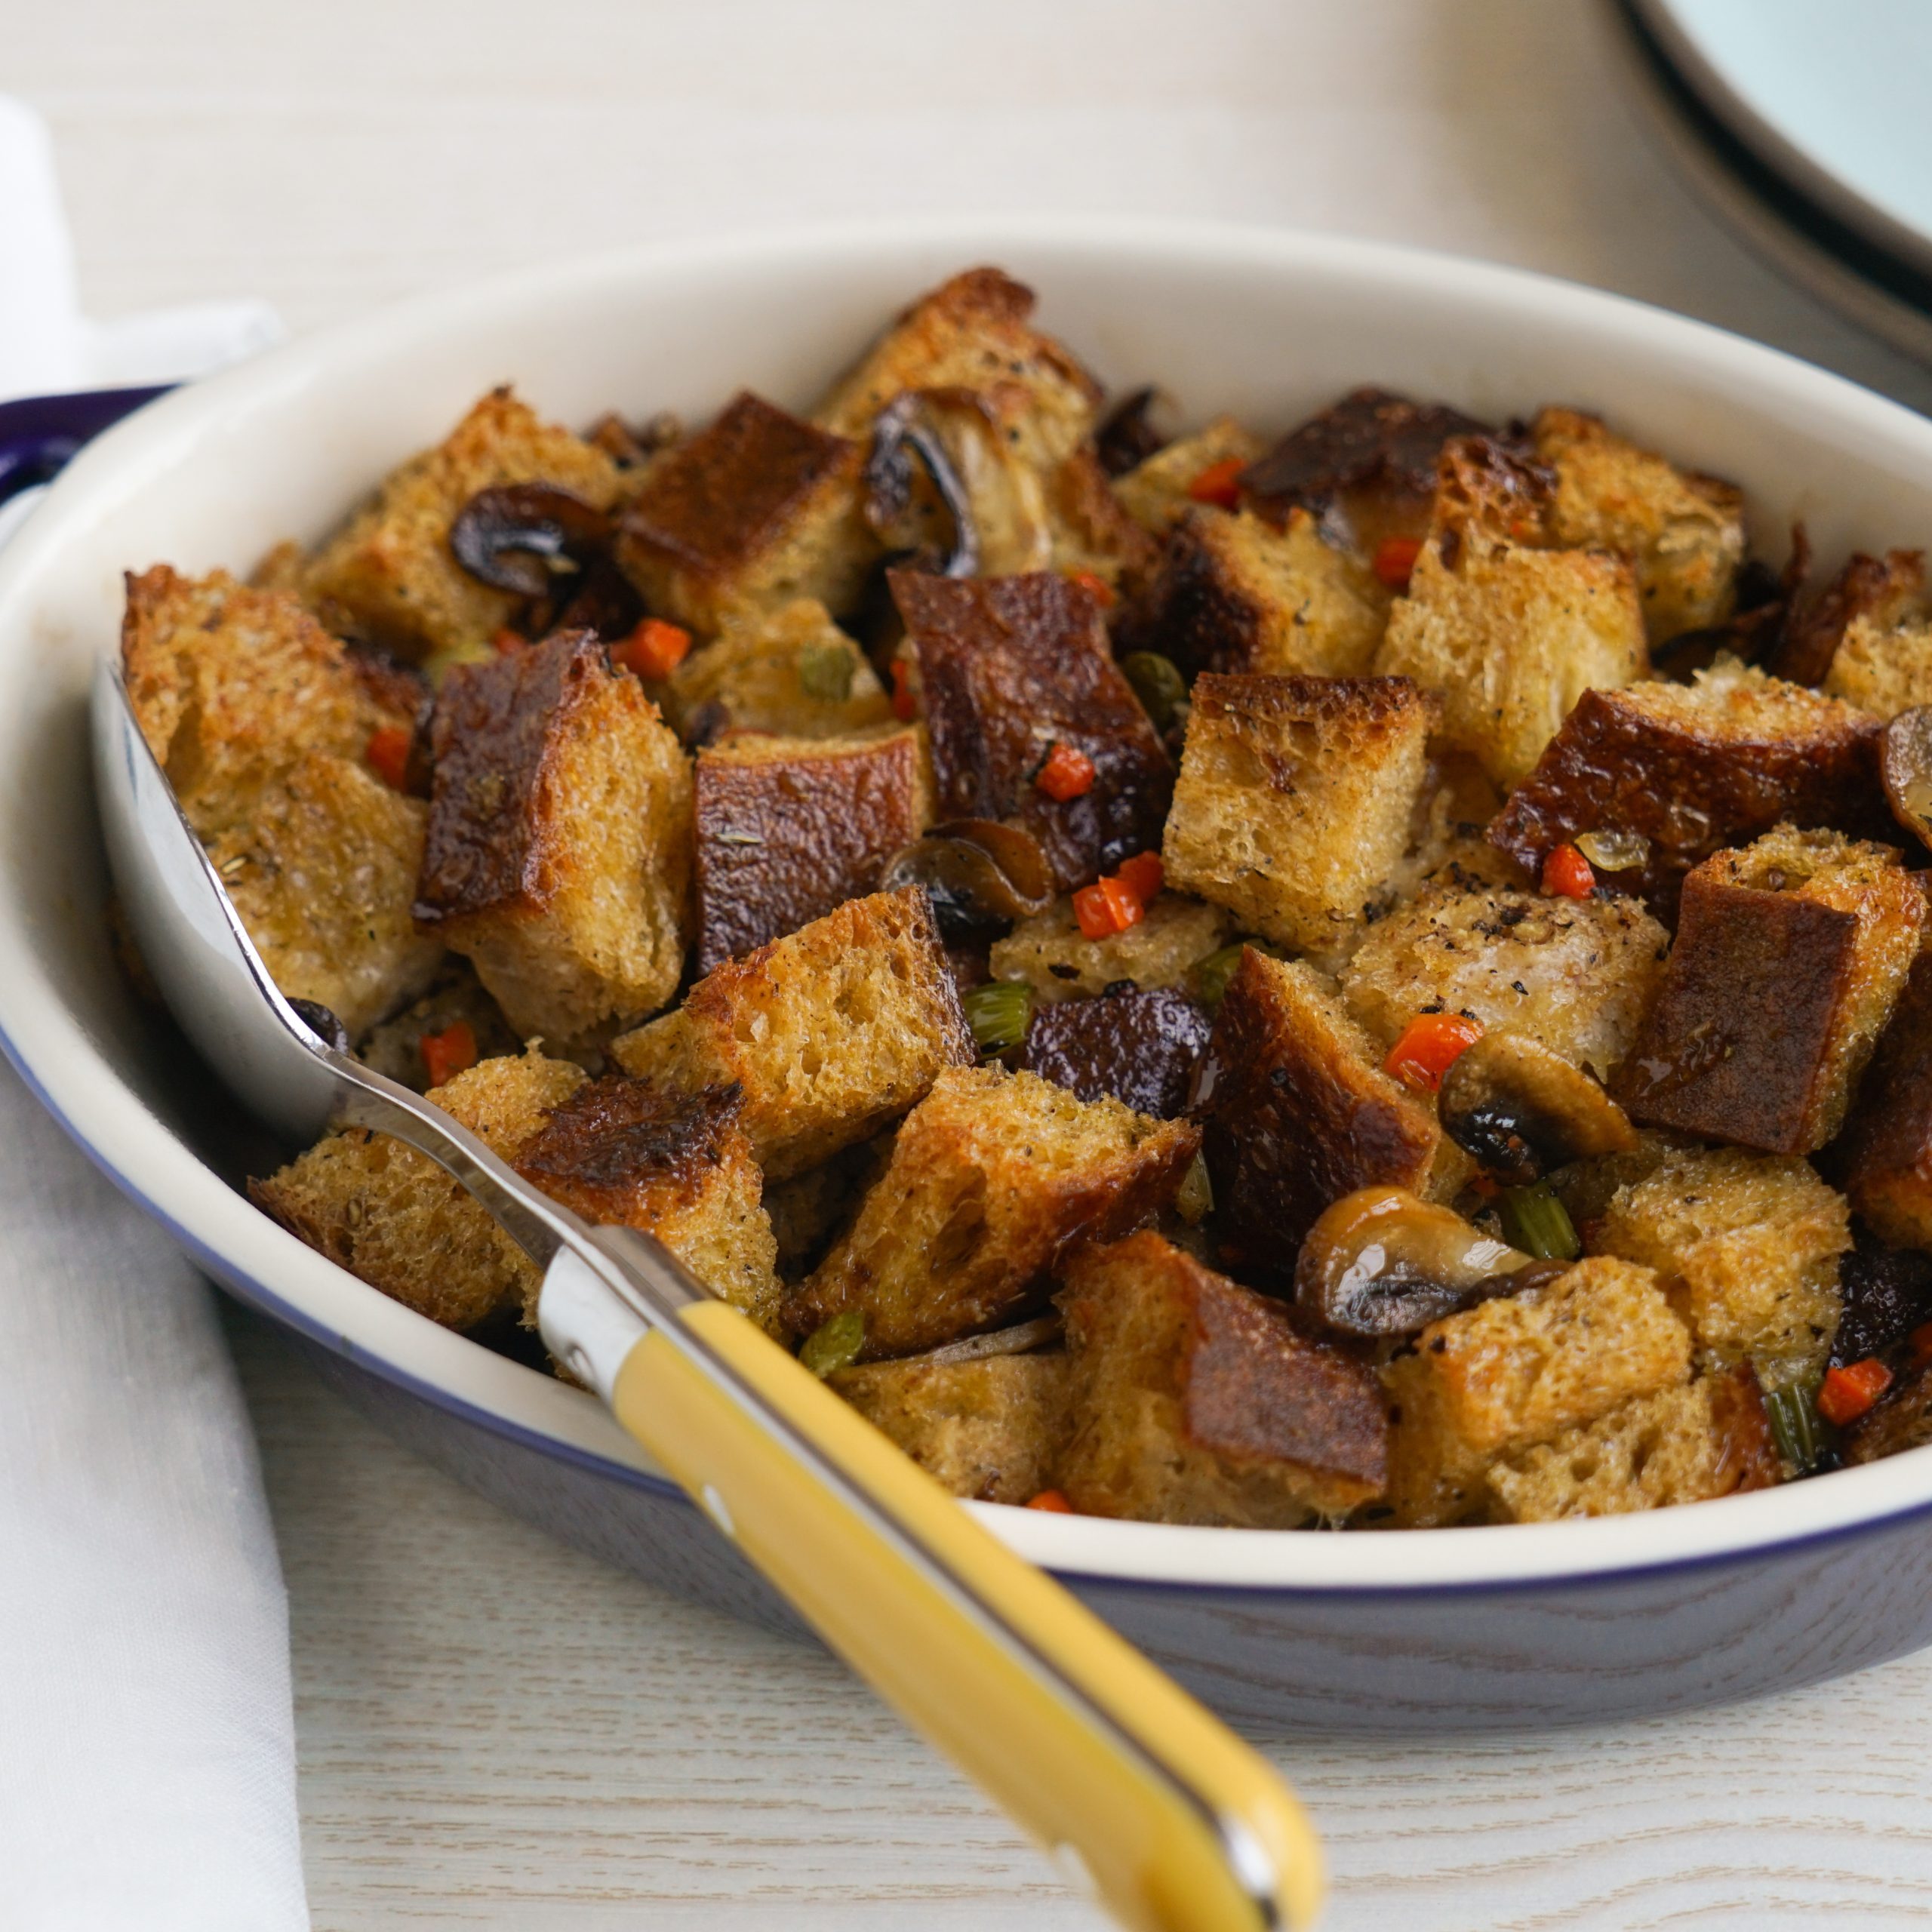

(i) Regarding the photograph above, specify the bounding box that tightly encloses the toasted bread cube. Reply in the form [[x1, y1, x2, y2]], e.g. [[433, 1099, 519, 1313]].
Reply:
[[205, 752, 441, 1038], [1376, 526, 1647, 789], [693, 727, 931, 972], [1842, 955, 1932, 1250], [122, 565, 417, 834], [512, 1076, 782, 1337], [253, 1053, 780, 1334], [1487, 658, 1885, 918], [762, 1137, 893, 1280], [1240, 387, 1490, 550], [614, 392, 875, 635], [1487, 1368, 1779, 1521], [1341, 877, 1669, 1080], [1038, 445, 1162, 595], [1112, 417, 1266, 532], [1532, 407, 1746, 643], [1201, 951, 1464, 1277], [414, 632, 692, 1041], [1595, 1144, 1848, 1389], [1824, 611, 1932, 719], [304, 388, 621, 662], [1383, 1256, 1693, 1525], [897, 569, 1172, 892], [249, 1049, 584, 1329], [666, 598, 892, 742], [1056, 1232, 1386, 1524], [1122, 506, 1390, 680], [1776, 548, 1924, 687], [789, 1066, 1199, 1356], [355, 957, 518, 1094], [1617, 829, 1923, 1153], [1162, 673, 1431, 952], [814, 266, 1102, 469], [611, 887, 974, 1181], [988, 892, 1231, 1004], [831, 1352, 1072, 1503], [1015, 986, 1212, 1119]]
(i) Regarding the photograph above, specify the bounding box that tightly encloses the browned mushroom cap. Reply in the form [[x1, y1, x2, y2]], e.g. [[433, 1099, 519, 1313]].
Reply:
[[877, 819, 1056, 937], [863, 392, 980, 579], [1295, 1186, 1535, 1337], [1438, 1032, 1639, 1187], [1881, 707, 1932, 848], [448, 483, 613, 596]]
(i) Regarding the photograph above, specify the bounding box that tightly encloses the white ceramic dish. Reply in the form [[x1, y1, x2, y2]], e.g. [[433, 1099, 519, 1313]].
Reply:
[[10, 217, 1932, 1729]]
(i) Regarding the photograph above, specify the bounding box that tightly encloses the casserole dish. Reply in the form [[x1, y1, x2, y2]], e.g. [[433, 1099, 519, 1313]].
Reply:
[[11, 217, 1932, 1730]]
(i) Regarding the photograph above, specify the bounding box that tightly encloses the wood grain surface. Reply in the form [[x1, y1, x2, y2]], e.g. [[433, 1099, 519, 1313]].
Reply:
[[21, 2, 1932, 1922]]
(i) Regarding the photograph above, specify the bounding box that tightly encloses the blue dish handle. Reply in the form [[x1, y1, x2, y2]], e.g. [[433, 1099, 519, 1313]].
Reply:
[[0, 385, 174, 509]]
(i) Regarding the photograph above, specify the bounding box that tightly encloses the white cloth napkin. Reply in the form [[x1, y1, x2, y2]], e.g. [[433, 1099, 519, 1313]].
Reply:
[[0, 95, 307, 1931]]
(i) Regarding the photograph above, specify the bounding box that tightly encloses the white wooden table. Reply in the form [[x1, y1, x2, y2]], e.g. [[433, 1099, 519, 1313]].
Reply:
[[23, 2, 1932, 1922]]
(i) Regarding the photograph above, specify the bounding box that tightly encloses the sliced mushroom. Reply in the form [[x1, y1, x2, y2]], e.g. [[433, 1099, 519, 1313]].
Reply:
[[1095, 386, 1168, 476], [1881, 707, 1932, 847], [448, 483, 613, 596], [1438, 1032, 1638, 1186], [878, 820, 1055, 937], [863, 392, 980, 579], [1295, 1186, 1535, 1338]]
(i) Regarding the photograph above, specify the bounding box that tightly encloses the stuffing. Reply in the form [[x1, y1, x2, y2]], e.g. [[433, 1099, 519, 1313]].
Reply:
[[664, 598, 893, 741], [987, 893, 1232, 1004]]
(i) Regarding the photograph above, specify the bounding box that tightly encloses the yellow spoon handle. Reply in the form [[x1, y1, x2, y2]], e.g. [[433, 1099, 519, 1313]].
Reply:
[[545, 1235, 1322, 1932]]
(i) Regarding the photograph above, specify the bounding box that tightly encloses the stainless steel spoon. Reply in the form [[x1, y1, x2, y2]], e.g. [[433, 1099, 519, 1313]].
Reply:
[[91, 655, 1323, 1932]]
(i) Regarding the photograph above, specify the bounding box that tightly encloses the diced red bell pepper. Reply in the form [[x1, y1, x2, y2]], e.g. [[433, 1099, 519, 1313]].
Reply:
[[1186, 456, 1245, 509], [420, 1020, 479, 1090], [1541, 842, 1597, 900], [365, 724, 412, 791], [1384, 1011, 1484, 1094], [1818, 1358, 1893, 1427], [1073, 876, 1144, 940], [611, 617, 691, 681], [1035, 740, 1097, 801], [1372, 536, 1424, 590]]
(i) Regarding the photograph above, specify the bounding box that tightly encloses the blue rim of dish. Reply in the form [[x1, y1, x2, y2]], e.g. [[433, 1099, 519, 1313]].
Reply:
[[1612, 0, 1932, 324]]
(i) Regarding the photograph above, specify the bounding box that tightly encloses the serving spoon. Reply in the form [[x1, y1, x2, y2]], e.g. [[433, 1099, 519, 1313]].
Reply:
[[91, 656, 1322, 1932]]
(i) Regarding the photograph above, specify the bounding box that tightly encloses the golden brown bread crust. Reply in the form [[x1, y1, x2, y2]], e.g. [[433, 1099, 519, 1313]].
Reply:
[[1056, 1232, 1387, 1524], [1772, 548, 1924, 687], [1201, 950, 1455, 1278], [789, 1065, 1199, 1356], [692, 728, 930, 971], [620, 392, 857, 577], [1487, 668, 1886, 918], [894, 568, 1172, 892]]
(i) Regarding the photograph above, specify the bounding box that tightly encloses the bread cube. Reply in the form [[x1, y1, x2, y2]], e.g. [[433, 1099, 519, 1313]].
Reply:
[[1617, 829, 1923, 1153], [253, 1051, 781, 1334], [831, 1352, 1072, 1504], [814, 266, 1102, 469], [354, 957, 518, 1094], [611, 887, 974, 1181], [1487, 657, 1886, 918], [1383, 1256, 1693, 1525], [1038, 445, 1162, 595], [1777, 548, 1924, 687], [250, 1049, 584, 1329], [414, 632, 693, 1041], [1844, 1355, 1932, 1465], [304, 388, 621, 662], [1162, 672, 1432, 952], [988, 891, 1231, 1004], [1595, 1143, 1848, 1390], [1112, 416, 1266, 532], [897, 568, 1172, 891], [1239, 386, 1489, 551], [1842, 955, 1932, 1250], [789, 1066, 1199, 1356], [693, 726, 931, 971], [205, 751, 441, 1038], [1341, 876, 1669, 1080], [1056, 1232, 1387, 1524], [665, 597, 892, 742], [1532, 407, 1746, 643], [1014, 986, 1211, 1119], [614, 391, 874, 635], [1487, 1368, 1779, 1521], [1376, 521, 1647, 789], [1122, 506, 1390, 681], [1201, 951, 1463, 1278], [512, 1075, 782, 1337], [1825, 611, 1932, 720], [122, 565, 417, 834]]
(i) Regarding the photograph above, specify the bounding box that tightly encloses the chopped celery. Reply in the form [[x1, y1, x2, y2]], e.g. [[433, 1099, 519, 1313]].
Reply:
[[800, 1309, 866, 1378], [1121, 651, 1187, 731], [797, 641, 857, 703], [1495, 1181, 1581, 1263], [961, 980, 1034, 1056]]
